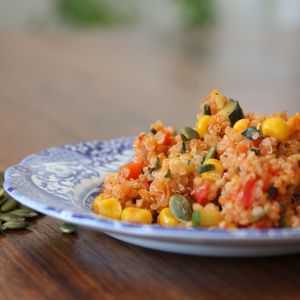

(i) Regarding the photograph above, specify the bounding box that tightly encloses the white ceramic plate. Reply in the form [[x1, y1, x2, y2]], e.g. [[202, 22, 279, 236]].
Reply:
[[4, 137, 300, 257]]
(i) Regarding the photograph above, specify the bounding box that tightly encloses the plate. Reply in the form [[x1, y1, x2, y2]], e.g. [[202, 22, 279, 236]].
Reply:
[[4, 137, 300, 257]]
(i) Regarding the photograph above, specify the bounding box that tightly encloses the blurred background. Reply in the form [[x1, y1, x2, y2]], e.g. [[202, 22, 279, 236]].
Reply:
[[0, 0, 299, 165]]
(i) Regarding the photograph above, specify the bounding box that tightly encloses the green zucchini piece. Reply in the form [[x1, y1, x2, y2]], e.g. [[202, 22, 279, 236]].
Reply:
[[192, 210, 201, 227], [204, 104, 211, 116], [242, 127, 262, 140], [217, 99, 244, 126], [204, 146, 217, 163], [267, 184, 278, 200]]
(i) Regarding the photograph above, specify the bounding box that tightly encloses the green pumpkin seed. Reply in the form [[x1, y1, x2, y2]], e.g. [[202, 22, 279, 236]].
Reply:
[[169, 194, 192, 223], [180, 127, 200, 141], [0, 196, 8, 206], [192, 210, 201, 227], [1, 198, 19, 212], [198, 164, 215, 174], [60, 223, 77, 234], [0, 188, 6, 198], [10, 209, 38, 218], [204, 146, 217, 163], [0, 213, 25, 222], [2, 220, 28, 230]]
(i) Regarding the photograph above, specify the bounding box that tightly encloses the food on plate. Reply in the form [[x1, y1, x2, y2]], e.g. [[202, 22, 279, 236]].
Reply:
[[93, 90, 300, 229]]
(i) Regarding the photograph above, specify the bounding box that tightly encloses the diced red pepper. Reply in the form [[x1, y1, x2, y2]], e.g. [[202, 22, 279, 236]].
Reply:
[[193, 184, 210, 205], [164, 131, 173, 146], [241, 179, 256, 209], [119, 162, 142, 180]]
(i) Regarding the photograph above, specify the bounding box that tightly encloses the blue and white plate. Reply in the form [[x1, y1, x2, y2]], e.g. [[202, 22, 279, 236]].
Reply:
[[4, 137, 300, 257]]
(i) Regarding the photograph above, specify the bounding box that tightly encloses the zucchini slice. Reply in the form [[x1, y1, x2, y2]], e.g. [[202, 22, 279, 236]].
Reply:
[[217, 99, 244, 126], [204, 104, 211, 116]]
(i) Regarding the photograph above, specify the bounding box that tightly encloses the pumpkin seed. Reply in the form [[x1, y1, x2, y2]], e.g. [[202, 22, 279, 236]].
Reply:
[[0, 188, 6, 198], [198, 164, 215, 174], [60, 223, 77, 234], [10, 209, 38, 218], [192, 210, 201, 227], [204, 104, 211, 116], [1, 198, 18, 212], [0, 213, 25, 222], [204, 146, 217, 163], [2, 220, 29, 230], [180, 127, 200, 141], [0, 196, 8, 206], [169, 194, 192, 223]]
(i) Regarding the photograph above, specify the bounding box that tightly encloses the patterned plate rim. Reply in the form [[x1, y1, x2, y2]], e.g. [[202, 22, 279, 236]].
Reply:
[[4, 137, 300, 242]]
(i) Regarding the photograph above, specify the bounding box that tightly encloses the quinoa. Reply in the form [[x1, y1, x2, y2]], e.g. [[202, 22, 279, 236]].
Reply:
[[95, 90, 300, 229]]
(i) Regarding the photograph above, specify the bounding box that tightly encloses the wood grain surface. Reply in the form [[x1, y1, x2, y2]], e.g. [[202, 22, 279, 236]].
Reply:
[[0, 30, 300, 300]]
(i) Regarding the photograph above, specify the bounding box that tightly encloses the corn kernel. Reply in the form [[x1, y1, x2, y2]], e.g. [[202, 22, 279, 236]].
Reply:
[[121, 207, 152, 224], [201, 158, 224, 180], [198, 204, 223, 227], [233, 118, 250, 132], [158, 208, 180, 227], [93, 197, 122, 220], [195, 115, 211, 139], [262, 118, 289, 142]]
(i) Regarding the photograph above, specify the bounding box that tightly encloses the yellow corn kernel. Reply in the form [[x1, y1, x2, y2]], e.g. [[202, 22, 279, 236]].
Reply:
[[158, 208, 180, 227], [215, 95, 226, 110], [195, 115, 211, 139], [199, 203, 223, 227], [233, 118, 250, 132], [93, 197, 122, 220], [121, 207, 152, 224], [262, 118, 289, 142], [287, 114, 300, 132]]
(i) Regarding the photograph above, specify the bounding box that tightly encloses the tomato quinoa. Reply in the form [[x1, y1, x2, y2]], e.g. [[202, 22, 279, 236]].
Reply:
[[93, 90, 300, 229]]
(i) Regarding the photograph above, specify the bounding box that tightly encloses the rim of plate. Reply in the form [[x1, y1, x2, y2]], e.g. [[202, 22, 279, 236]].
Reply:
[[4, 137, 300, 243]]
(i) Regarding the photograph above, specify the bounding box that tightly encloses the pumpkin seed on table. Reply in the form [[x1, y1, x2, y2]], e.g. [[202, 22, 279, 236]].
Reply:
[[10, 208, 38, 218], [0, 213, 25, 222], [1, 198, 19, 212], [0, 171, 39, 233], [2, 220, 29, 230], [60, 223, 77, 234], [169, 194, 192, 223]]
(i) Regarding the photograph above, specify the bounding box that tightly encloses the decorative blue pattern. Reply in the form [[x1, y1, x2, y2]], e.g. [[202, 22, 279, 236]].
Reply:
[[4, 137, 300, 244]]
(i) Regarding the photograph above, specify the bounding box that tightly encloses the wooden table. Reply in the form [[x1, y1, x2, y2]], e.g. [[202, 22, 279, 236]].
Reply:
[[0, 30, 300, 300]]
